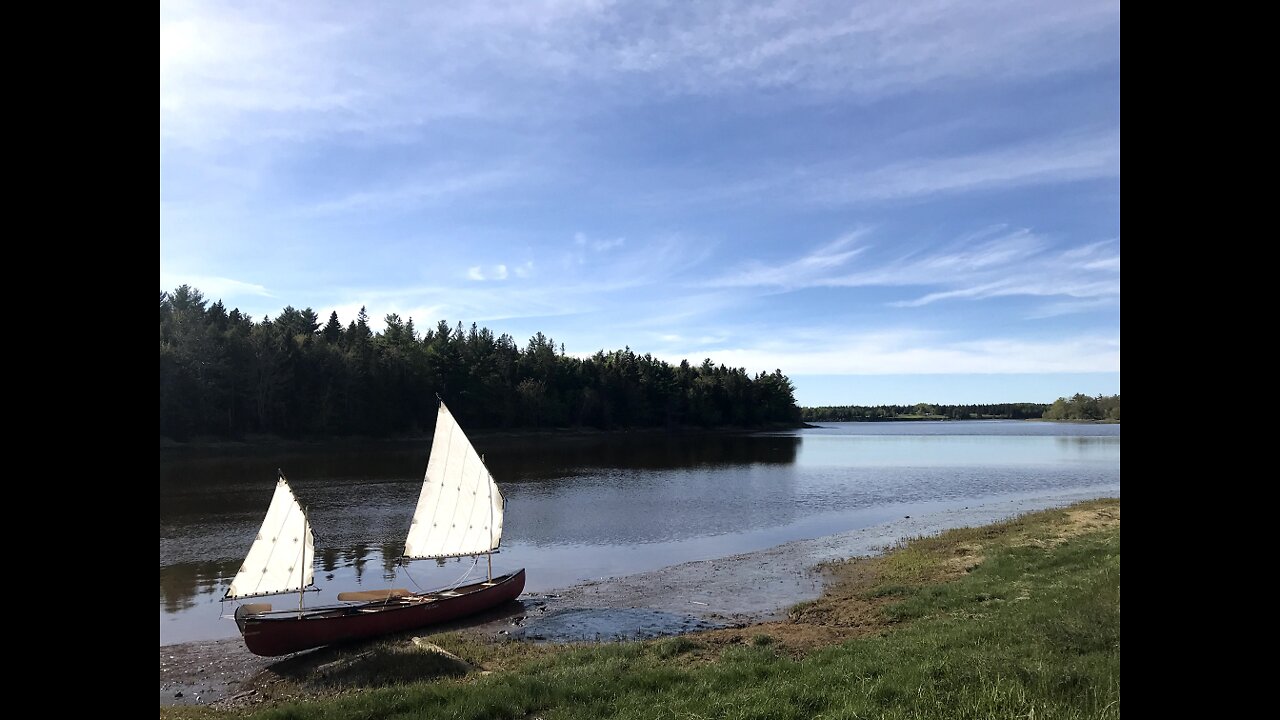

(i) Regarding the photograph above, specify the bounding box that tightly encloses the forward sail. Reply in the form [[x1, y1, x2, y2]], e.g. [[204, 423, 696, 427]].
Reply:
[[404, 402, 504, 560], [226, 475, 315, 599]]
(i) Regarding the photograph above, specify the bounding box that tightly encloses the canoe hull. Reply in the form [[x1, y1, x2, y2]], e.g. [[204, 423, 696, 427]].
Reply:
[[235, 569, 526, 657]]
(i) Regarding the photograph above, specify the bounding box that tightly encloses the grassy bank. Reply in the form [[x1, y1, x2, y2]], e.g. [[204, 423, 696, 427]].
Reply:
[[164, 499, 1120, 719]]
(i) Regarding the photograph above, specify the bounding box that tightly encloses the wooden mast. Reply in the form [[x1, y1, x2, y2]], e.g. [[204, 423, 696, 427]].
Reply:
[[484, 453, 493, 581], [272, 467, 310, 617], [299, 505, 308, 616]]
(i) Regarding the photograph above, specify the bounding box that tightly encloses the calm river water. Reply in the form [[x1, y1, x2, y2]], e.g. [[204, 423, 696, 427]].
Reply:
[[159, 421, 1120, 645]]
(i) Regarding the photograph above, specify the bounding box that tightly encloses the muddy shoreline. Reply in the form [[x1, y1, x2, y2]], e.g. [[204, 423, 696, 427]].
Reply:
[[160, 489, 1117, 708]]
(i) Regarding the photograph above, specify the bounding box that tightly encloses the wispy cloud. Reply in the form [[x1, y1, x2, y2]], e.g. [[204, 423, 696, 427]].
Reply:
[[810, 130, 1119, 204], [568, 232, 628, 266], [710, 226, 1120, 312], [593, 237, 625, 251], [159, 274, 273, 301], [707, 230, 869, 289], [324, 285, 576, 331], [160, 2, 497, 148], [161, 1, 1120, 148], [672, 329, 1119, 375], [467, 265, 510, 281], [290, 233, 717, 332], [628, 128, 1119, 213], [881, 234, 1120, 308], [567, 230, 665, 272], [581, 0, 1119, 99], [305, 168, 521, 215], [1025, 297, 1120, 319]]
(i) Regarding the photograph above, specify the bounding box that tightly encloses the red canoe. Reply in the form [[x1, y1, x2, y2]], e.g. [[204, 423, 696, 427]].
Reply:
[[234, 569, 526, 657]]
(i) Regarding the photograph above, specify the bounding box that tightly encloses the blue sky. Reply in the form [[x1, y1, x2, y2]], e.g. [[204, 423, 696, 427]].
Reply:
[[160, 1, 1120, 407]]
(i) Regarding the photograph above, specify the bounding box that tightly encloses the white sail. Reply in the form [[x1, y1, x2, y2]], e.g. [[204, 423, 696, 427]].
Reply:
[[404, 402, 504, 559], [226, 477, 315, 599]]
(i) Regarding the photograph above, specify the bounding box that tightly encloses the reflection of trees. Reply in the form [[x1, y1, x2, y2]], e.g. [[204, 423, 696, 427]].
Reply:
[[321, 547, 340, 573], [160, 442, 427, 521], [1054, 437, 1122, 452], [160, 545, 389, 613], [158, 559, 242, 612], [161, 433, 804, 618], [347, 544, 370, 582], [160, 433, 798, 502], [160, 435, 800, 536], [380, 541, 402, 577], [485, 433, 801, 482]]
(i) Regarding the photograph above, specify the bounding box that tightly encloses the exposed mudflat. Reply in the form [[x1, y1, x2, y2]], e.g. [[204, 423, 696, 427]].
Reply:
[[160, 489, 1117, 708]]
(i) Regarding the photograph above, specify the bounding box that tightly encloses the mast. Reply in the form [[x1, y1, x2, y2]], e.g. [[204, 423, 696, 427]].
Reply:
[[485, 453, 493, 581], [298, 506, 308, 616]]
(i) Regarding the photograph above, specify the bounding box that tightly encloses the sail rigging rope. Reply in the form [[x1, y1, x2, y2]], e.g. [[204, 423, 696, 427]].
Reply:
[[399, 555, 481, 592], [451, 557, 481, 589]]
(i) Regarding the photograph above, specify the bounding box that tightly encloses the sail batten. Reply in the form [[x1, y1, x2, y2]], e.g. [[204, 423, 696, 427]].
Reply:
[[226, 478, 315, 599], [404, 402, 505, 560]]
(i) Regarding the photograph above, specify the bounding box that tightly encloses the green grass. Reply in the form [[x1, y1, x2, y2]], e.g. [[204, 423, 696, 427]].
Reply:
[[165, 500, 1120, 719]]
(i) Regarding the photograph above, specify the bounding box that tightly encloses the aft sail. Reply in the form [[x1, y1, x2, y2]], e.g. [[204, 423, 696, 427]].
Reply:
[[226, 475, 315, 599], [403, 402, 505, 560]]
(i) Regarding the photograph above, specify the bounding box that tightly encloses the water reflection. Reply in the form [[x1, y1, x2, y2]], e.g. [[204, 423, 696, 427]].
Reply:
[[158, 558, 241, 613], [1055, 436, 1123, 449], [160, 542, 409, 613], [511, 462, 800, 547], [160, 422, 1119, 645], [159, 434, 803, 563], [484, 432, 801, 480]]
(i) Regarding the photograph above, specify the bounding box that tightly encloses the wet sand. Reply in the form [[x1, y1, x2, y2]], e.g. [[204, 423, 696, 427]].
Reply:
[[160, 488, 1117, 708]]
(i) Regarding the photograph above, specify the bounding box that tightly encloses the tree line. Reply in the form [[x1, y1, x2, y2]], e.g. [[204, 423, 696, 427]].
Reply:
[[802, 395, 1120, 422], [160, 286, 801, 440], [800, 403, 1049, 422], [1042, 394, 1120, 421]]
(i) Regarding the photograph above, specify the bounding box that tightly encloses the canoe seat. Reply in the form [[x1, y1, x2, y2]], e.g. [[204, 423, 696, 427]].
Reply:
[[337, 588, 412, 602], [237, 602, 273, 617]]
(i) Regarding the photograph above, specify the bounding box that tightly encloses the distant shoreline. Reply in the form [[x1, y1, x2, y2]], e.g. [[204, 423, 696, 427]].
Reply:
[[159, 422, 816, 451], [803, 417, 1119, 424], [159, 418, 1127, 451]]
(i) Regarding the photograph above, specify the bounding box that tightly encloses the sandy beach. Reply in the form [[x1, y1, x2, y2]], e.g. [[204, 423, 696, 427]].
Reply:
[[159, 488, 1117, 708]]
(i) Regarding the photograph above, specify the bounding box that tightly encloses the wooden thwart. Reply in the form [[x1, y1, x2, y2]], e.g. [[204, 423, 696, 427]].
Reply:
[[337, 588, 411, 602]]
